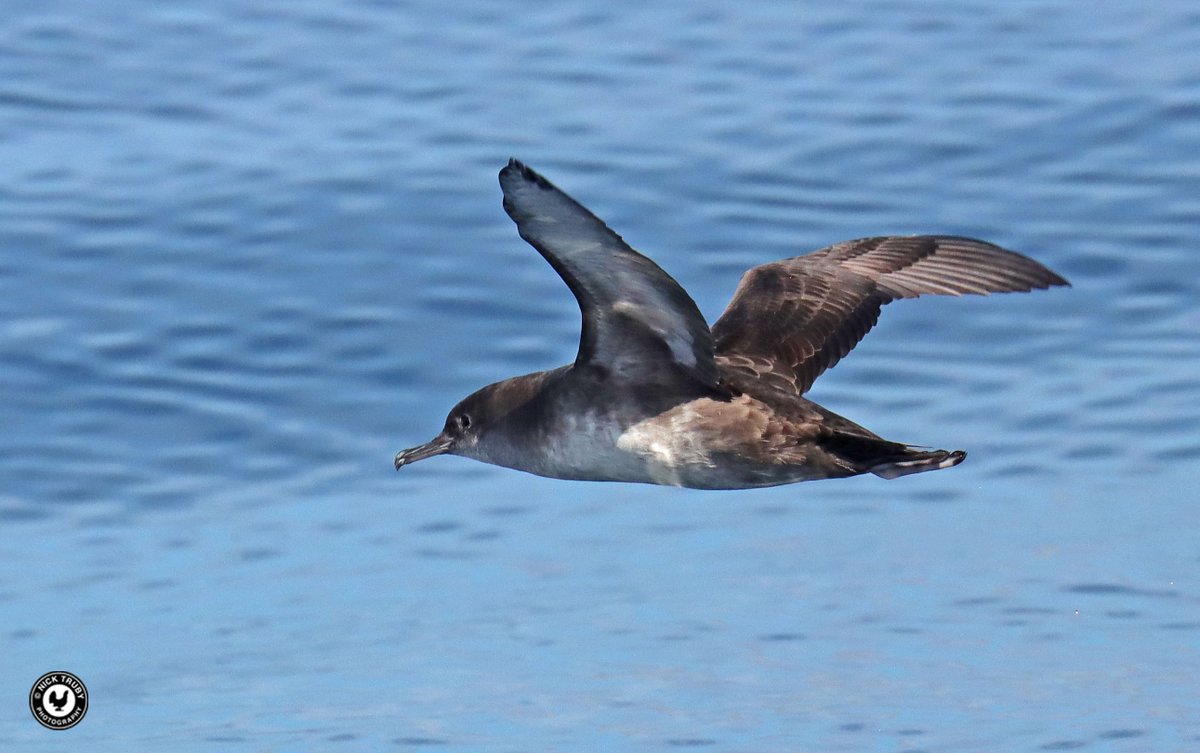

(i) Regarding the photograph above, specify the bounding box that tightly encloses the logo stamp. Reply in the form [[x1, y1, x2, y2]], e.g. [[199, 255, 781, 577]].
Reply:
[[29, 671, 88, 730]]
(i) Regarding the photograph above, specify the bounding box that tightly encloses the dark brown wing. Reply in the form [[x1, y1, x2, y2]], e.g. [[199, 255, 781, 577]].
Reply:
[[500, 159, 720, 387], [712, 235, 1070, 395]]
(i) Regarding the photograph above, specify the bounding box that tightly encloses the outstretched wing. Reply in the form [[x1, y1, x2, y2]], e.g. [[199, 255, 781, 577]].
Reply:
[[712, 235, 1070, 395], [499, 159, 720, 386]]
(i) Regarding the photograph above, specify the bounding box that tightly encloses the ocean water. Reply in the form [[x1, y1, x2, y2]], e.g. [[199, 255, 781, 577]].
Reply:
[[2, 1, 1198, 750]]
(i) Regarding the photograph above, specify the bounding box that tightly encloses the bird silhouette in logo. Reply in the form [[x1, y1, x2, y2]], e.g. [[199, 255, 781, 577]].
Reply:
[[47, 689, 69, 712]]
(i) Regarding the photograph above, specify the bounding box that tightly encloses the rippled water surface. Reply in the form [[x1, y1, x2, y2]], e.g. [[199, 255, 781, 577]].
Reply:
[[2, 1, 1199, 750]]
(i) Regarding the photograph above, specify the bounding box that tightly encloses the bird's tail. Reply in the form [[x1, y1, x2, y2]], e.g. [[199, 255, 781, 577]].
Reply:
[[868, 448, 966, 479], [821, 432, 966, 479]]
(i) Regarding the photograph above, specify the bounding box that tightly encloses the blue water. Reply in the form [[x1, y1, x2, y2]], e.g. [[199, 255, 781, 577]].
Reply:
[[2, 1, 1198, 750]]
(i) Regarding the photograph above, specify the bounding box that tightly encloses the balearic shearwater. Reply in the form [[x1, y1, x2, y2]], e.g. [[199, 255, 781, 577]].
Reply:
[[395, 159, 1069, 489]]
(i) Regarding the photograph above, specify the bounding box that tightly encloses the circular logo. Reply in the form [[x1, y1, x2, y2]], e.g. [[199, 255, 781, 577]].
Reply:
[[29, 671, 88, 730]]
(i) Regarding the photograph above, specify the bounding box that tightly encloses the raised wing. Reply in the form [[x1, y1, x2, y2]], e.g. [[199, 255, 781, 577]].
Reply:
[[712, 235, 1070, 395], [499, 159, 719, 386]]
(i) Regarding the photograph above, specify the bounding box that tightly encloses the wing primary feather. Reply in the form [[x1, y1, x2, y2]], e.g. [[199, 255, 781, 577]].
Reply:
[[713, 235, 1068, 394]]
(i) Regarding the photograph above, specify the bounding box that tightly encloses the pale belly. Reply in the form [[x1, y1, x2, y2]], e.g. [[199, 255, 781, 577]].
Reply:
[[539, 395, 825, 489]]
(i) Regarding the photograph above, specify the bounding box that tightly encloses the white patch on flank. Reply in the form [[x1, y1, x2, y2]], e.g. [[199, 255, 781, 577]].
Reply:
[[616, 402, 712, 487]]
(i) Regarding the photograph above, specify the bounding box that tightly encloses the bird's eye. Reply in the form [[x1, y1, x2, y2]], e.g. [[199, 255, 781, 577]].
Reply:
[[456, 414, 471, 430]]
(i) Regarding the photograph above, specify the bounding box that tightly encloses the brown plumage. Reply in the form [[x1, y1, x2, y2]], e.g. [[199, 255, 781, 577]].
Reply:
[[712, 236, 1069, 396], [394, 160, 1069, 489]]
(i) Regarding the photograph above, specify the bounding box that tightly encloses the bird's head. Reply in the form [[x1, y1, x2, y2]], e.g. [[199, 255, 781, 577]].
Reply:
[[394, 374, 546, 471]]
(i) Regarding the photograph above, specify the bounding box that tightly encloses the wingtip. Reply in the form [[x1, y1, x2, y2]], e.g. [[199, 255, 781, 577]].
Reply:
[[950, 236, 1072, 292], [502, 157, 531, 179], [500, 157, 522, 181], [500, 158, 551, 189], [1028, 267, 1071, 291]]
